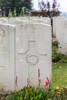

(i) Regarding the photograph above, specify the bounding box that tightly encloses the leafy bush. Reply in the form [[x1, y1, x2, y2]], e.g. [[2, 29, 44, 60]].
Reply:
[[52, 40, 67, 63], [52, 40, 58, 48], [52, 46, 62, 62], [53, 87, 67, 100], [6, 87, 48, 100], [59, 55, 67, 63], [6, 86, 67, 100]]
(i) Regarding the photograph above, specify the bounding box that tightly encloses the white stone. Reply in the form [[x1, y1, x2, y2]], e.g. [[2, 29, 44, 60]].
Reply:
[[0, 18, 8, 23], [0, 23, 16, 91], [53, 17, 61, 41], [0, 17, 52, 91], [15, 20, 52, 89], [17, 17, 51, 25], [58, 17, 67, 55], [53, 17, 67, 42], [53, 17, 67, 55]]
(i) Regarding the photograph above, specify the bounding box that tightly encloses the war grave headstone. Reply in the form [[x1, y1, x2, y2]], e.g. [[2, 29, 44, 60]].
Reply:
[[0, 17, 52, 91], [15, 19, 52, 89], [0, 23, 16, 91], [58, 17, 67, 55]]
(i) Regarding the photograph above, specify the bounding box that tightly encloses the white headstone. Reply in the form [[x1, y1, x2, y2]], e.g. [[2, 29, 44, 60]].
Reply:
[[15, 19, 51, 89], [53, 17, 57, 37], [53, 17, 63, 42], [0, 23, 16, 91], [17, 17, 51, 25], [0, 17, 52, 91], [0, 18, 8, 23], [58, 17, 67, 55]]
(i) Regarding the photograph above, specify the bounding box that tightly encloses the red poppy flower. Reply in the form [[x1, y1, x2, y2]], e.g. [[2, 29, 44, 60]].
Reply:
[[44, 81, 50, 86]]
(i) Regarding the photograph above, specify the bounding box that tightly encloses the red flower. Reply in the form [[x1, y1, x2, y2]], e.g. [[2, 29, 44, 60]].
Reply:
[[44, 81, 50, 85], [44, 77, 50, 86]]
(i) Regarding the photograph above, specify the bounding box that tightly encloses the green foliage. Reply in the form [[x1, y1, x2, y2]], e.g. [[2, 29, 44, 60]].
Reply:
[[8, 11, 13, 17], [14, 10, 16, 16], [6, 86, 67, 100], [0, 0, 32, 9], [23, 0, 32, 10], [52, 46, 62, 62], [52, 40, 58, 47], [8, 9, 16, 17], [52, 62, 67, 88], [53, 88, 67, 100], [0, 0, 32, 16], [6, 87, 45, 100], [52, 40, 67, 63], [59, 55, 67, 63], [20, 8, 25, 16]]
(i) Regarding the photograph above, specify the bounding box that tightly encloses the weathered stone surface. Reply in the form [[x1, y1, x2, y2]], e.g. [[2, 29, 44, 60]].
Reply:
[[0, 23, 16, 91], [0, 17, 51, 91], [58, 17, 67, 55], [15, 20, 51, 89], [0, 18, 8, 23], [53, 17, 67, 55], [53, 17, 62, 41]]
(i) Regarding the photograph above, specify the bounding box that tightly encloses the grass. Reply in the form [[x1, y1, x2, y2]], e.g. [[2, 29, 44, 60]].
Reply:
[[52, 38, 67, 88], [52, 62, 67, 88]]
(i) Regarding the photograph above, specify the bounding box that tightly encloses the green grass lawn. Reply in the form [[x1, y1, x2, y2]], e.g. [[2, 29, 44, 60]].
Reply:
[[52, 62, 67, 88]]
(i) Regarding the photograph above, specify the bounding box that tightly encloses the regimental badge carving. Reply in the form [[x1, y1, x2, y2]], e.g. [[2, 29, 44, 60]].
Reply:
[[18, 40, 47, 65], [26, 55, 39, 65]]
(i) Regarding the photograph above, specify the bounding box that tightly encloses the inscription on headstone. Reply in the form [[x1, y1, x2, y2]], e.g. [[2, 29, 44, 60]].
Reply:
[[16, 21, 51, 89], [0, 18, 51, 91]]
